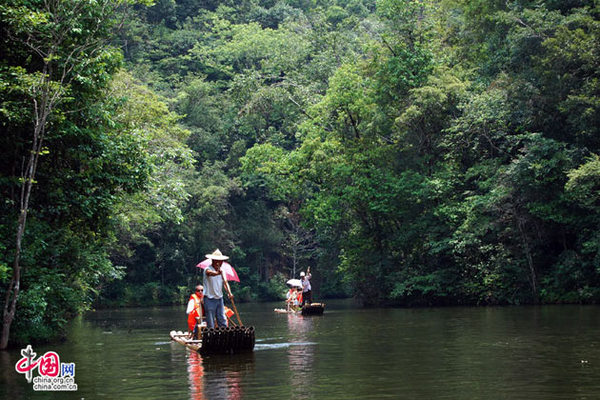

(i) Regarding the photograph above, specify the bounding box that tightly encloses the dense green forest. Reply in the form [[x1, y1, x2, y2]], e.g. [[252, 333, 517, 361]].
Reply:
[[1, 0, 599, 347]]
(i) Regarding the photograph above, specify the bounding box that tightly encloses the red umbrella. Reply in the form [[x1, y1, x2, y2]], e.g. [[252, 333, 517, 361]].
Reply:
[[196, 259, 240, 282]]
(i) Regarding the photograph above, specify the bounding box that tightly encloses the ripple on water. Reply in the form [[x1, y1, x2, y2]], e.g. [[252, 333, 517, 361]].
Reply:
[[255, 342, 316, 350]]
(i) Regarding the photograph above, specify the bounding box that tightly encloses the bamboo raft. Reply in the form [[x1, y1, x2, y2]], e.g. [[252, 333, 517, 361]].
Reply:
[[171, 330, 202, 352], [274, 303, 326, 315], [301, 303, 325, 315], [170, 274, 255, 354], [170, 326, 255, 354], [274, 308, 299, 314]]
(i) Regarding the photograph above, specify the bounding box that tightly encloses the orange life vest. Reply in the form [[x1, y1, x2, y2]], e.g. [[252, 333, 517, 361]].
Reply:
[[187, 293, 203, 332]]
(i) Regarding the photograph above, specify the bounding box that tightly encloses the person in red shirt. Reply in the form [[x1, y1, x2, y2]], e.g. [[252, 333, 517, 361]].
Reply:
[[186, 285, 204, 338], [296, 288, 303, 308], [286, 288, 298, 311]]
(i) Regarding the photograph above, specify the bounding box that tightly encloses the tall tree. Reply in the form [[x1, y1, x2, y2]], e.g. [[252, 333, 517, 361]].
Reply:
[[0, 0, 150, 349]]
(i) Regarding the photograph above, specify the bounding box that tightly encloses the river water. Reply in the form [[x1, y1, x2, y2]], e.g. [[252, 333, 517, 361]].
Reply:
[[1, 300, 599, 399]]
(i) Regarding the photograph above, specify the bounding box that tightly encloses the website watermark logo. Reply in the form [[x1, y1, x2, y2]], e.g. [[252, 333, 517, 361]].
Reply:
[[15, 345, 77, 391]]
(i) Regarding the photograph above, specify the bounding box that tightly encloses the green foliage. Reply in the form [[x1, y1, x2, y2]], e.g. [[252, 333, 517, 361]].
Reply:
[[257, 272, 288, 301], [4, 0, 600, 349], [0, 0, 170, 346], [566, 155, 600, 210], [110, 0, 599, 308], [98, 281, 188, 307]]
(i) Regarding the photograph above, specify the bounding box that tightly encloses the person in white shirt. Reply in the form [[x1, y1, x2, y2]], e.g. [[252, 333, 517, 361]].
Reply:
[[203, 249, 234, 328], [300, 267, 312, 306]]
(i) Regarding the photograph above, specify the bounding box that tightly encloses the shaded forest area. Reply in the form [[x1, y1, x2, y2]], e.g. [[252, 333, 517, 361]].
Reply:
[[1, 0, 599, 346]]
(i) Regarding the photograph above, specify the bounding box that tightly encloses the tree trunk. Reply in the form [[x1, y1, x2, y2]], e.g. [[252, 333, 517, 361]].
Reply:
[[1, 212, 25, 349], [1, 96, 49, 350], [518, 218, 538, 303]]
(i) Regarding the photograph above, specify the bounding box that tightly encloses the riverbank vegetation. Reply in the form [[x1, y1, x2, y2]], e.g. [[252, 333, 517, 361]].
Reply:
[[1, 0, 599, 346]]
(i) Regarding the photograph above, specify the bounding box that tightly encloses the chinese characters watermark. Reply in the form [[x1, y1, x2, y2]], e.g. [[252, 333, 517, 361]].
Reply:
[[15, 345, 77, 391]]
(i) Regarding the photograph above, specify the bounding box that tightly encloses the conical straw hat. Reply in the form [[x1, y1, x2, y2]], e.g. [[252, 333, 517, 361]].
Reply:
[[205, 248, 229, 261]]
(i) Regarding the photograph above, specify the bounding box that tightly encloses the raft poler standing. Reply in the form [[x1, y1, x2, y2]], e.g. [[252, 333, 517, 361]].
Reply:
[[203, 249, 234, 328], [300, 267, 312, 306]]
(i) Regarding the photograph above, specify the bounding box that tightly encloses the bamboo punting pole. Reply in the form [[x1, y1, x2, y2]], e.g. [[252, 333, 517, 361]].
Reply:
[[223, 273, 243, 326]]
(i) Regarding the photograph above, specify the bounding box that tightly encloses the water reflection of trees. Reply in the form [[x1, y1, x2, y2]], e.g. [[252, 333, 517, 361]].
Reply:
[[287, 314, 315, 399], [186, 351, 255, 400], [0, 350, 26, 399]]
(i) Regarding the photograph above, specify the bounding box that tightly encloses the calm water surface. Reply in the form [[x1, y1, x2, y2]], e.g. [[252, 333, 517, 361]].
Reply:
[[1, 300, 599, 399]]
